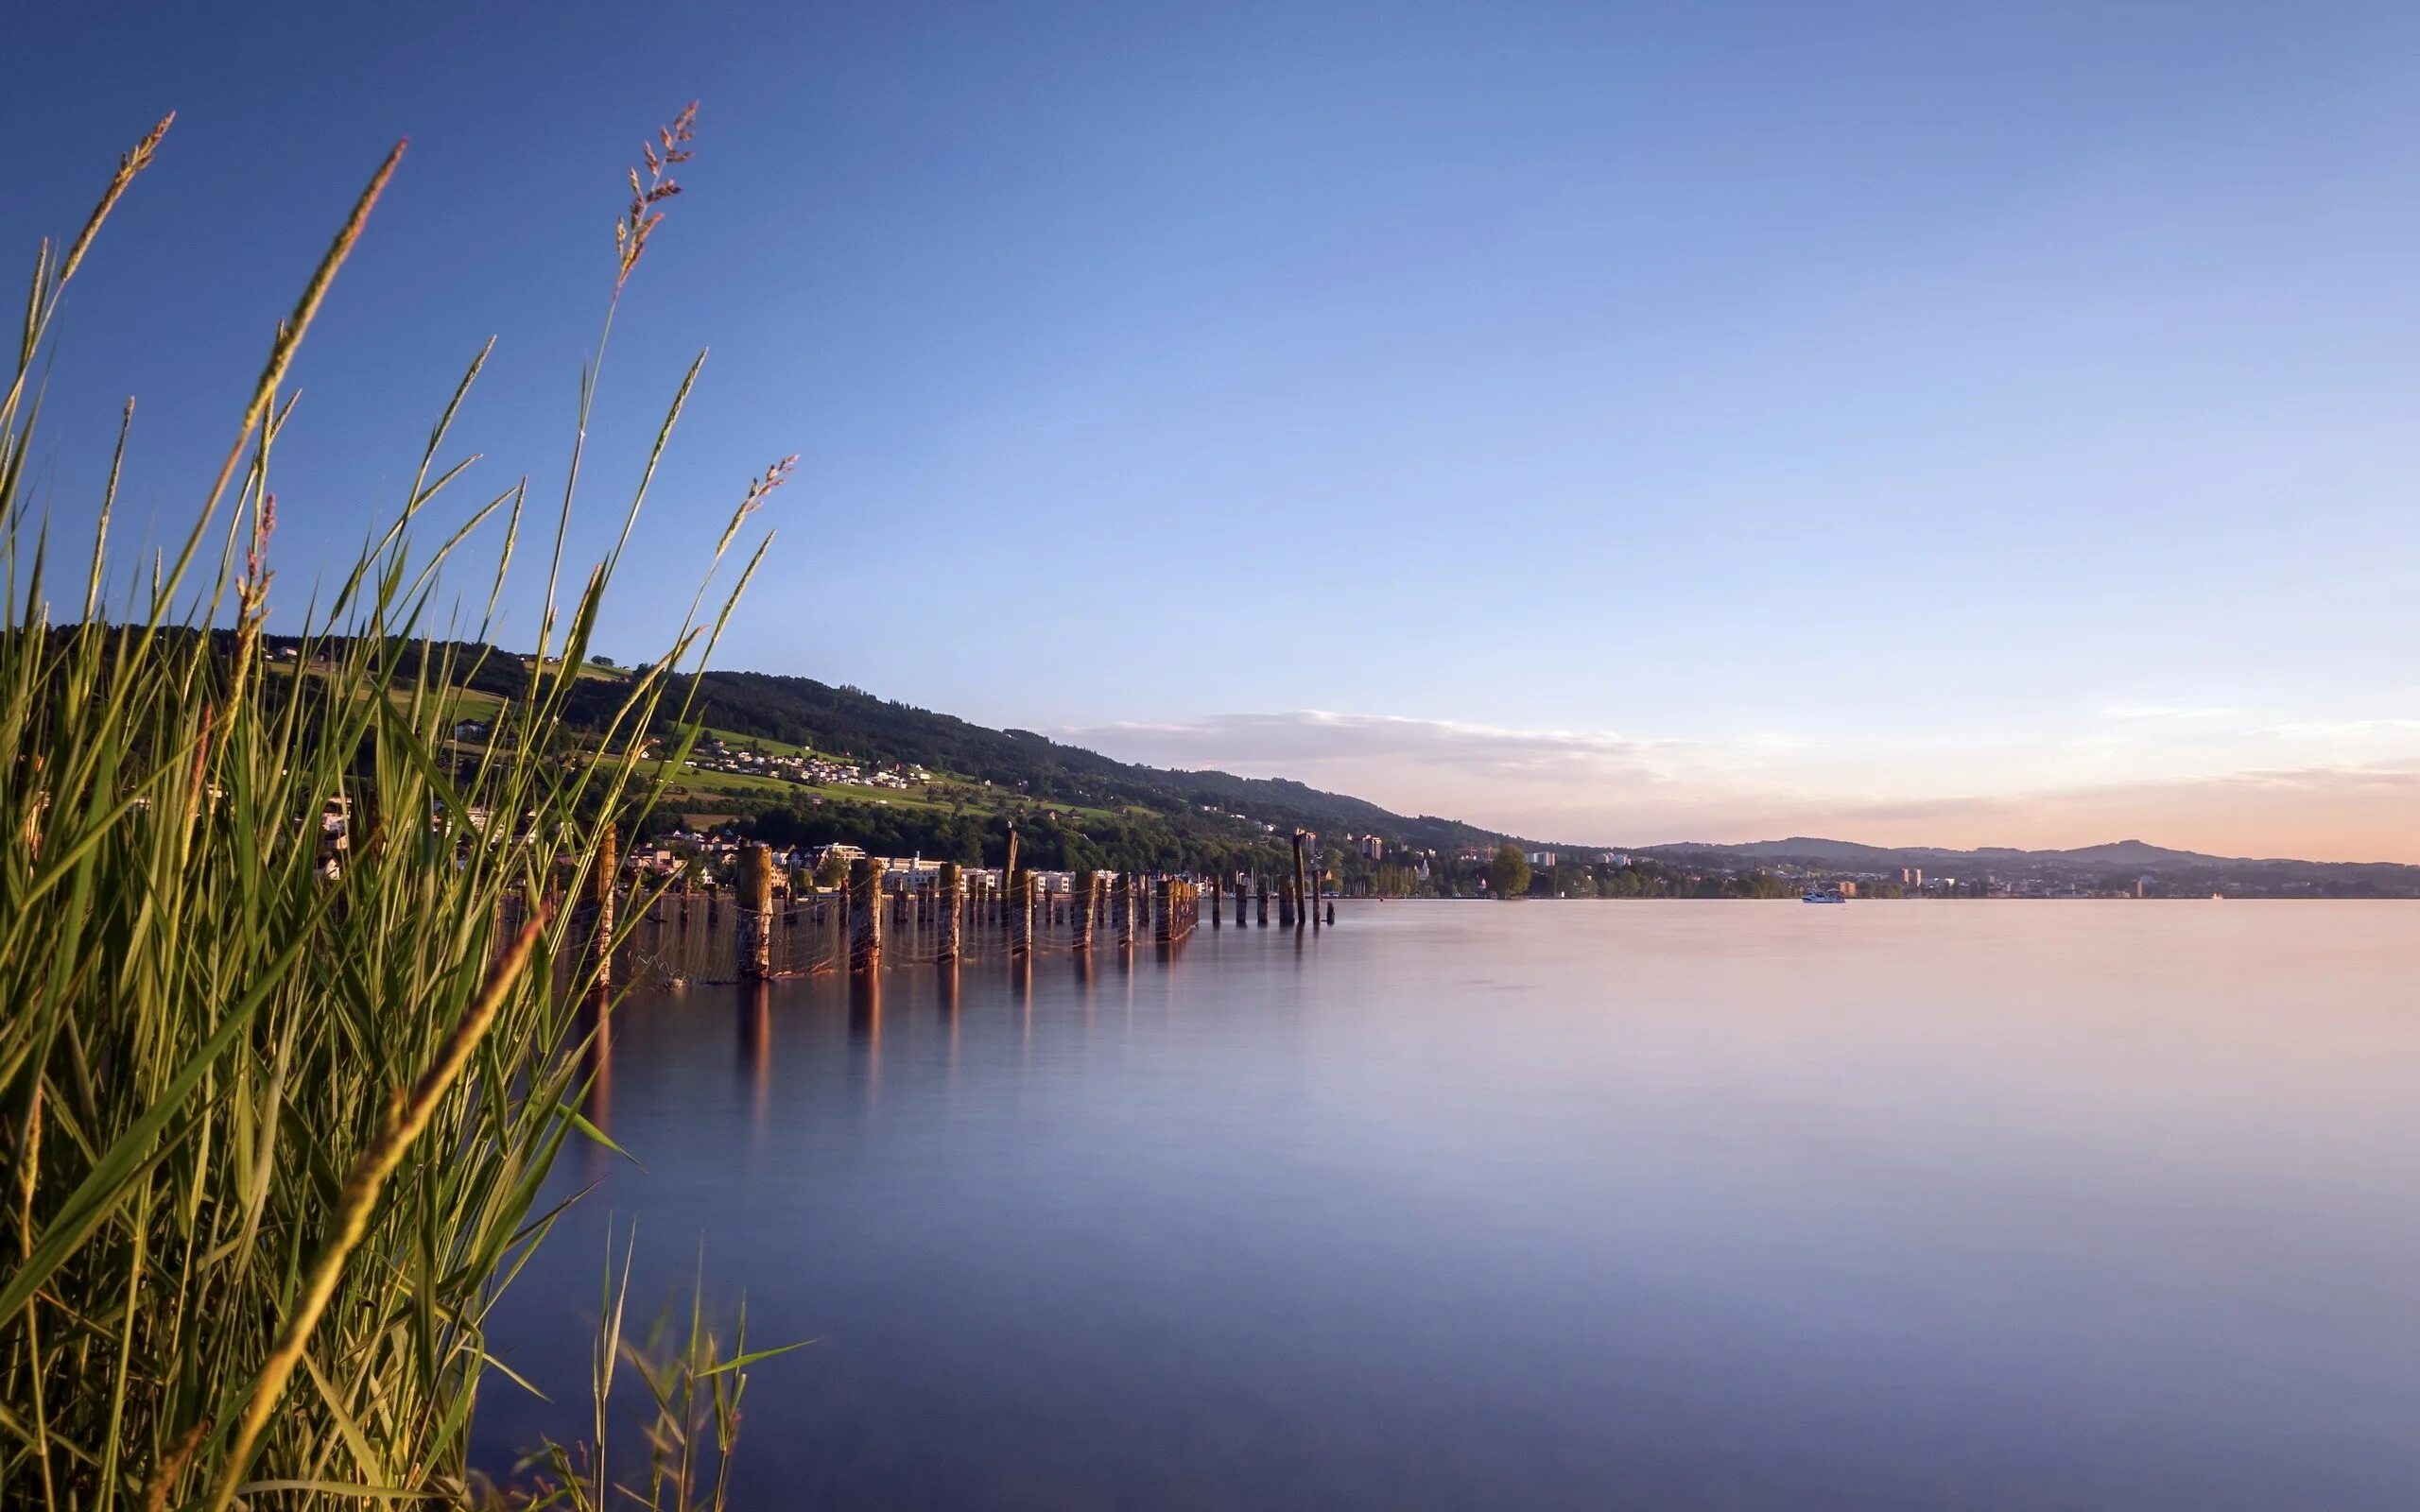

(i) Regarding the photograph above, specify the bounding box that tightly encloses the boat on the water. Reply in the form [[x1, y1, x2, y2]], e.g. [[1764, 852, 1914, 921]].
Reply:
[[1802, 885, 1845, 903]]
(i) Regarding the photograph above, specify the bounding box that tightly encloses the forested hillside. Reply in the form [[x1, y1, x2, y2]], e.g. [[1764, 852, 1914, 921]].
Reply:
[[314, 639, 1520, 877]]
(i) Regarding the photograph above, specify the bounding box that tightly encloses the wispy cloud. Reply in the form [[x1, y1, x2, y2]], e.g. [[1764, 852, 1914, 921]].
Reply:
[[1063, 710, 1690, 784], [1058, 708, 2420, 862]]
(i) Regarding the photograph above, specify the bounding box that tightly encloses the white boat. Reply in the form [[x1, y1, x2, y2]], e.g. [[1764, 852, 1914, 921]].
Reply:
[[1802, 886, 1845, 903]]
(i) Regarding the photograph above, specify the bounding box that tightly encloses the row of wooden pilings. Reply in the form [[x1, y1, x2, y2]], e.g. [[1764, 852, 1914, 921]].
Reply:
[[587, 825, 1336, 986]]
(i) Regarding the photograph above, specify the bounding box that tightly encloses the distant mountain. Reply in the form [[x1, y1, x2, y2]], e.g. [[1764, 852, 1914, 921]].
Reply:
[[2043, 839, 2233, 866], [1638, 834, 2420, 893], [1648, 835, 2265, 868]]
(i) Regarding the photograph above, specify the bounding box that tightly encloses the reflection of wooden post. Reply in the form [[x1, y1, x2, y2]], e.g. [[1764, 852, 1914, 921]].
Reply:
[[588, 821, 617, 991], [1072, 869, 1097, 951], [1011, 868, 1035, 957], [741, 977, 771, 1115], [739, 842, 772, 980], [848, 857, 882, 973], [937, 861, 962, 963], [1290, 832, 1310, 932]]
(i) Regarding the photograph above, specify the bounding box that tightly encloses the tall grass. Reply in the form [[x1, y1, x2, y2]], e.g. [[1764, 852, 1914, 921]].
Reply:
[[1, 108, 785, 1506]]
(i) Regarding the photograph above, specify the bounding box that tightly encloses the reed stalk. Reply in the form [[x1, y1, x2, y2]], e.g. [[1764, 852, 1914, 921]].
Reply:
[[1, 105, 783, 1508]]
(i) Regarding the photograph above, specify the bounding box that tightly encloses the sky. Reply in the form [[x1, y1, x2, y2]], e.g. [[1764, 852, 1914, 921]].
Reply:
[[10, 2, 2420, 861]]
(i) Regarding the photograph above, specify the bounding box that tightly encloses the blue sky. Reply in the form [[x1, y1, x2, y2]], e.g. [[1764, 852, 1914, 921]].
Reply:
[[12, 3, 2420, 857]]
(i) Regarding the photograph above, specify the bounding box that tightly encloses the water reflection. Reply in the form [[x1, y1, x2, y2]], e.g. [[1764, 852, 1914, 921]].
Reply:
[[481, 903, 2420, 1511], [847, 971, 881, 1105], [576, 988, 612, 1147], [739, 980, 771, 1138]]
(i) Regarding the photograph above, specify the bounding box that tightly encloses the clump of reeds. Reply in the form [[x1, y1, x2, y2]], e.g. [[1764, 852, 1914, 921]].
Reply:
[[479, 1228, 791, 1512], [1, 106, 785, 1507]]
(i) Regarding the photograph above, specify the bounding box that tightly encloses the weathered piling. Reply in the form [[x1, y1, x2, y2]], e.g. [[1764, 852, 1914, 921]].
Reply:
[[1115, 872, 1135, 949], [1256, 876, 1270, 926], [738, 842, 774, 981], [1234, 877, 1247, 927], [848, 856, 882, 973], [1326, 899, 1336, 926], [1002, 827, 1019, 925], [1210, 872, 1221, 929], [587, 821, 617, 992], [1011, 867, 1035, 958], [1072, 868, 1097, 951], [938, 861, 963, 963], [1278, 878, 1296, 928], [1154, 878, 1200, 945], [1291, 831, 1310, 932]]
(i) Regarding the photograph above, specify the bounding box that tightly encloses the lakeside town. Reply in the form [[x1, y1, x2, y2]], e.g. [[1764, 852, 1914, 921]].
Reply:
[[588, 822, 2398, 903]]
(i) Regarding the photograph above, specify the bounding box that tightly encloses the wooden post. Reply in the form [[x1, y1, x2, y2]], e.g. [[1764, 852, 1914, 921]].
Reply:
[[937, 861, 962, 964], [587, 821, 617, 992], [1210, 870, 1220, 929], [1256, 875, 1270, 926], [1152, 879, 1195, 945], [1072, 869, 1097, 951], [737, 842, 773, 981], [1001, 826, 1019, 926], [1278, 877, 1296, 928], [1115, 873, 1135, 949], [848, 857, 882, 973], [1291, 831, 1310, 932], [1011, 867, 1035, 957]]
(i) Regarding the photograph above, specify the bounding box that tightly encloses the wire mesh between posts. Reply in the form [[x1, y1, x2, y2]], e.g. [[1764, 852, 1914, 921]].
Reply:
[[531, 874, 1219, 991]]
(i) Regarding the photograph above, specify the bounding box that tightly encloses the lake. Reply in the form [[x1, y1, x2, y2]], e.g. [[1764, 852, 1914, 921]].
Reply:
[[473, 901, 2420, 1509]]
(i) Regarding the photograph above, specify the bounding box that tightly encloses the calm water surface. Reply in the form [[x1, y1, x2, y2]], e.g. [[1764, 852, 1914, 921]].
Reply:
[[475, 902, 2420, 1508]]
